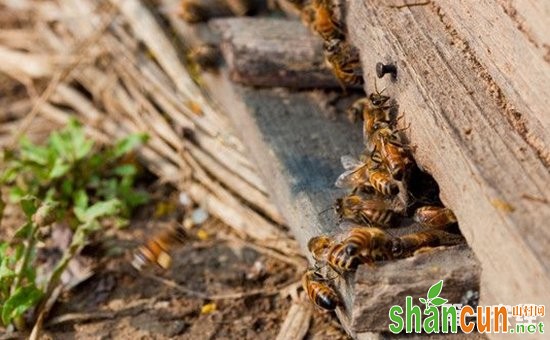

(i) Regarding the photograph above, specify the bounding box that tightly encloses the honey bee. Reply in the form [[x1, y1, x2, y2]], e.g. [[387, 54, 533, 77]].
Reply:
[[302, 0, 345, 41], [335, 194, 395, 227], [414, 206, 457, 229], [341, 226, 395, 262], [335, 154, 398, 196], [392, 230, 453, 258], [335, 155, 370, 191], [132, 224, 188, 271], [180, 0, 209, 23], [370, 127, 411, 180], [302, 268, 341, 311], [324, 39, 364, 89], [347, 91, 393, 143], [308, 235, 364, 273], [189, 44, 221, 70], [366, 152, 399, 196]]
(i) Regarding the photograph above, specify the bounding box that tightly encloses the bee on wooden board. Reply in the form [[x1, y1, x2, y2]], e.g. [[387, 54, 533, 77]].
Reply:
[[301, 0, 345, 41], [308, 226, 395, 274], [335, 153, 398, 196], [302, 267, 341, 311], [370, 126, 412, 181], [132, 224, 188, 271], [334, 194, 395, 227], [414, 205, 457, 230], [366, 151, 400, 196], [341, 226, 395, 262], [308, 235, 364, 274], [391, 229, 462, 258], [189, 44, 221, 71], [347, 88, 394, 141], [180, 0, 209, 23], [323, 39, 364, 89]]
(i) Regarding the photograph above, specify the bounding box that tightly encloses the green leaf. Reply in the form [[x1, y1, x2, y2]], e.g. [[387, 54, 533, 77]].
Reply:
[[61, 179, 74, 197], [0, 258, 15, 281], [12, 244, 25, 263], [49, 132, 69, 158], [112, 133, 148, 159], [1, 166, 19, 184], [8, 187, 25, 202], [49, 158, 71, 179], [73, 206, 86, 223], [20, 138, 50, 165], [125, 190, 149, 209], [73, 190, 89, 210], [0, 243, 8, 258], [113, 164, 137, 177], [419, 297, 427, 304], [78, 199, 121, 222], [20, 196, 38, 218], [13, 222, 32, 239], [1, 285, 43, 325], [74, 139, 94, 161], [430, 297, 448, 306], [427, 280, 444, 300]]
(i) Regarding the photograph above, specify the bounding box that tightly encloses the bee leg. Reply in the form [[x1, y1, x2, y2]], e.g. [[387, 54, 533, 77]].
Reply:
[[359, 212, 372, 226], [360, 255, 376, 268]]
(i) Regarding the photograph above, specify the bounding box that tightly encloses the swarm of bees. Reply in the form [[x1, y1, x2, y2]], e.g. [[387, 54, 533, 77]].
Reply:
[[295, 0, 463, 310], [302, 79, 464, 310], [302, 83, 464, 310]]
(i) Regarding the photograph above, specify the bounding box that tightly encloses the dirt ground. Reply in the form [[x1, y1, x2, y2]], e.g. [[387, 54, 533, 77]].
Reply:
[[0, 176, 348, 339], [0, 3, 351, 337]]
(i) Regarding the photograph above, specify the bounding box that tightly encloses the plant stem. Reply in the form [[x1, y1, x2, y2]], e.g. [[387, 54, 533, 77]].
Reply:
[[11, 223, 38, 295], [30, 223, 89, 339], [0, 194, 5, 225]]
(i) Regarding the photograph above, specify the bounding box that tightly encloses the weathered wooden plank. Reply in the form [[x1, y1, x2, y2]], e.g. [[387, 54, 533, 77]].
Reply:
[[345, 1, 550, 334], [344, 245, 480, 334], [200, 67, 480, 336], [211, 17, 345, 89]]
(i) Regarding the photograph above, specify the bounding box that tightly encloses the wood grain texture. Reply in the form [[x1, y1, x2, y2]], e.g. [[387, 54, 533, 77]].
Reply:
[[346, 1, 550, 333], [210, 17, 347, 88], [345, 245, 480, 333]]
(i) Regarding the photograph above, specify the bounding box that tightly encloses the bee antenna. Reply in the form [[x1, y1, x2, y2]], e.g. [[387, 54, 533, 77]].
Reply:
[[373, 79, 387, 95], [394, 122, 411, 133]]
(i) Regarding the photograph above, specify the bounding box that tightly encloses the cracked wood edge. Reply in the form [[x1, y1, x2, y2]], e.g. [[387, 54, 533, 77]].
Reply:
[[346, 1, 550, 333]]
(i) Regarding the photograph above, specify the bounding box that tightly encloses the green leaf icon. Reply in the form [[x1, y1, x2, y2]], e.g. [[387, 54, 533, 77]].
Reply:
[[419, 297, 427, 304], [428, 280, 444, 300], [431, 297, 448, 306]]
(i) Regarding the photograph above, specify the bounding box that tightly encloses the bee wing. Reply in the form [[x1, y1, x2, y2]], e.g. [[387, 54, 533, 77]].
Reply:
[[341, 155, 362, 170], [335, 169, 358, 189]]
